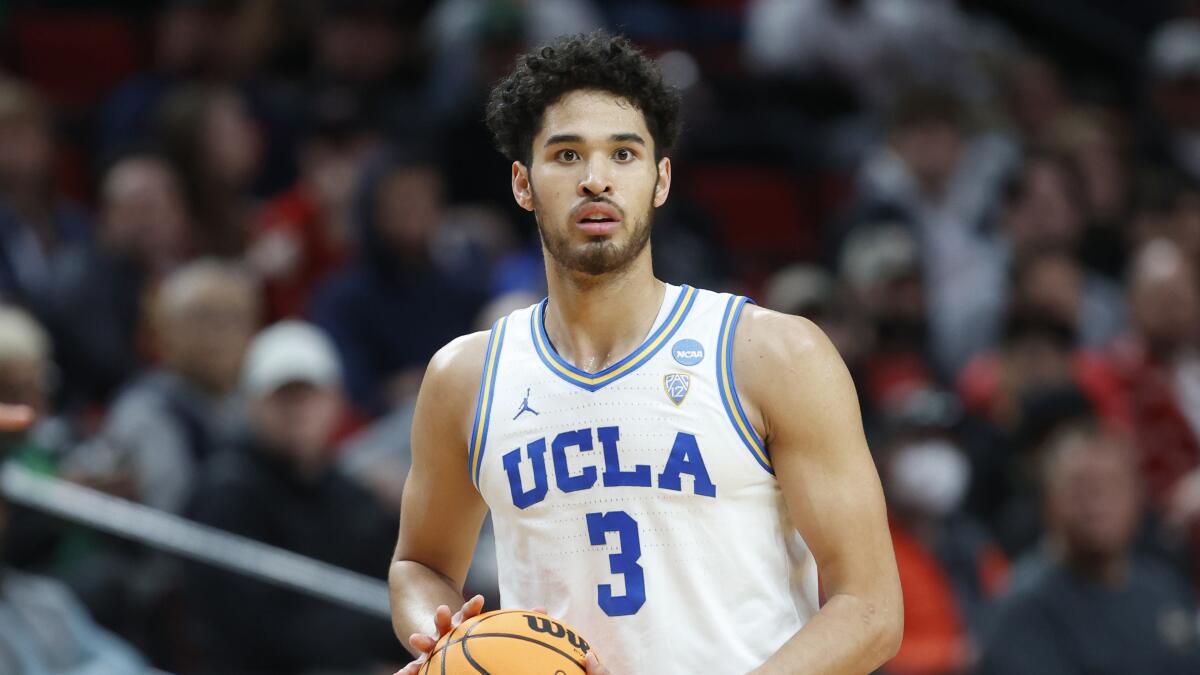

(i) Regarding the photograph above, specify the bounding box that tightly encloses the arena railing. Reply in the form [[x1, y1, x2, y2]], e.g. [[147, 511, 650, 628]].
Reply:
[[0, 462, 393, 619]]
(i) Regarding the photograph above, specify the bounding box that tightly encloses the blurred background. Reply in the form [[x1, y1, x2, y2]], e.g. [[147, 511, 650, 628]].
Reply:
[[1, 0, 1200, 673]]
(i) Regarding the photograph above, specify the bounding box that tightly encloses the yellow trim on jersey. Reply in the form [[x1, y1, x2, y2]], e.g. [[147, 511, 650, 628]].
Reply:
[[717, 297, 771, 471], [531, 285, 698, 390], [469, 316, 508, 486]]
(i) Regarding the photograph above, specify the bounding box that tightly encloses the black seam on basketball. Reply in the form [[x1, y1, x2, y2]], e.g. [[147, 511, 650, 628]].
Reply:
[[445, 609, 538, 648], [458, 632, 584, 666], [466, 609, 533, 637], [460, 635, 491, 674]]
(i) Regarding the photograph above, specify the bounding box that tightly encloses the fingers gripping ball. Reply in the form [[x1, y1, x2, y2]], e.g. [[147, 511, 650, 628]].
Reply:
[[420, 610, 595, 674]]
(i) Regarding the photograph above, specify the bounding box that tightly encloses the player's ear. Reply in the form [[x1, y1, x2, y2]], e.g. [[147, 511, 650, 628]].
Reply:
[[653, 157, 672, 208], [512, 161, 534, 212]]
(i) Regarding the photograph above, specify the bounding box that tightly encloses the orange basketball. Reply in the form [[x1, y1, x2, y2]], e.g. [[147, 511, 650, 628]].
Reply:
[[420, 610, 595, 674]]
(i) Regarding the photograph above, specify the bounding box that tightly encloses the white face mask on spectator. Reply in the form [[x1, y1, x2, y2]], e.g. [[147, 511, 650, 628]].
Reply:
[[889, 439, 971, 517]]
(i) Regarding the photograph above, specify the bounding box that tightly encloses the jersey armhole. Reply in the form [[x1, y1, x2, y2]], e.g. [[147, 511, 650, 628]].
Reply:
[[716, 296, 773, 475], [468, 315, 508, 488]]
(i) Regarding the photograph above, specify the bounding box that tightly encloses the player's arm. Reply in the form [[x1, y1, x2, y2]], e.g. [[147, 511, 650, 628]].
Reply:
[[737, 307, 903, 675], [388, 332, 492, 669]]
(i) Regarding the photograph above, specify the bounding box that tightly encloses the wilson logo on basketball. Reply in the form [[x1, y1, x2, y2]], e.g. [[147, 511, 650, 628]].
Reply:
[[524, 615, 591, 653]]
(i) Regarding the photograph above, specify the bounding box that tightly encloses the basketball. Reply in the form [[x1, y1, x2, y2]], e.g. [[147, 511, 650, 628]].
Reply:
[[420, 610, 594, 674]]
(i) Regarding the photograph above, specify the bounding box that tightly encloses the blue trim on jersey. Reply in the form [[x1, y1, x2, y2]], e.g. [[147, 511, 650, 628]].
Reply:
[[716, 296, 772, 474], [468, 316, 508, 487], [530, 285, 698, 392]]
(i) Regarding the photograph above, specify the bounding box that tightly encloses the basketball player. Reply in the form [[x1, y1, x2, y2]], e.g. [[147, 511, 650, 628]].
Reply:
[[389, 33, 901, 674]]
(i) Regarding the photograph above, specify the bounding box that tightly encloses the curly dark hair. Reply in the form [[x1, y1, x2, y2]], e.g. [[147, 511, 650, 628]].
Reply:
[[485, 32, 681, 165]]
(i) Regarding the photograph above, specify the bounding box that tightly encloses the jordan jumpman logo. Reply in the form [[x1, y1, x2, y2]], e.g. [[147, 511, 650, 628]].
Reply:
[[513, 388, 540, 419]]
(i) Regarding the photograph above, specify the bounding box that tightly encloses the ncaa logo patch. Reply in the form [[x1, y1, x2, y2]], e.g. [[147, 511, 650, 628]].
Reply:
[[671, 339, 704, 366], [663, 373, 690, 406]]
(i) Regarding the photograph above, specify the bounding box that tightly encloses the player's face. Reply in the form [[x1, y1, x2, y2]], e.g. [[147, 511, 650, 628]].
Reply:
[[512, 89, 671, 277]]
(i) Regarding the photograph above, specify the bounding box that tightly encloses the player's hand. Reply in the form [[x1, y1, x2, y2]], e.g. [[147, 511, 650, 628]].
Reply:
[[394, 594, 485, 675]]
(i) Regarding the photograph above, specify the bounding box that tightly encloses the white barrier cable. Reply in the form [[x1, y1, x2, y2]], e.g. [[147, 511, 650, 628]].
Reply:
[[0, 463, 393, 619]]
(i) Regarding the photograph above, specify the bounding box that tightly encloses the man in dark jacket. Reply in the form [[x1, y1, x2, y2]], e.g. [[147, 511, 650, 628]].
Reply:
[[185, 320, 404, 674], [312, 151, 486, 416], [981, 421, 1200, 674]]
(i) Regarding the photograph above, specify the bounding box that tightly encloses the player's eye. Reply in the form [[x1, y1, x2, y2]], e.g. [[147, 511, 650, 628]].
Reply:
[[613, 148, 634, 162], [556, 149, 580, 162]]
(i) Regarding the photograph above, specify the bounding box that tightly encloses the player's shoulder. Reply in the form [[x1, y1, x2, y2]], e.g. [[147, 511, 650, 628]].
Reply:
[[732, 304, 850, 402], [733, 303, 833, 370], [421, 330, 495, 411]]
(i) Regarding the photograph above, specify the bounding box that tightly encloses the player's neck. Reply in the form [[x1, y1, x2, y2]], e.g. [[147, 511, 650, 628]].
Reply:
[[543, 254, 665, 374]]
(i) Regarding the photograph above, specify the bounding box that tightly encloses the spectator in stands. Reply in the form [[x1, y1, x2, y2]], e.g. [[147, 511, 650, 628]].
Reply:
[[99, 153, 192, 279], [1008, 249, 1125, 350], [0, 315, 158, 663], [0, 77, 129, 410], [980, 422, 1200, 674], [156, 85, 262, 256], [743, 0, 999, 113], [1144, 18, 1200, 182], [1000, 53, 1070, 148], [1131, 169, 1200, 262], [97, 151, 193, 341], [1109, 239, 1200, 585], [1044, 108, 1132, 278], [423, 0, 603, 116], [999, 151, 1130, 305], [69, 259, 258, 513], [0, 304, 80, 572], [847, 87, 1017, 377], [246, 86, 376, 321], [879, 387, 1009, 675], [839, 223, 936, 410], [943, 152, 1128, 365], [0, 306, 52, 435], [0, 492, 151, 674], [959, 308, 1125, 423], [98, 0, 257, 159], [312, 151, 485, 415], [957, 310, 1127, 539], [62, 153, 196, 403], [185, 320, 403, 674]]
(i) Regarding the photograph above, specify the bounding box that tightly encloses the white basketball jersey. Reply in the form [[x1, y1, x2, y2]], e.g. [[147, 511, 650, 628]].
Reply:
[[468, 284, 819, 674]]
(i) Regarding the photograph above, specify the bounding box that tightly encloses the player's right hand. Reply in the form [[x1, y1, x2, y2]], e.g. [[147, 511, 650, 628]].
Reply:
[[394, 594, 485, 675]]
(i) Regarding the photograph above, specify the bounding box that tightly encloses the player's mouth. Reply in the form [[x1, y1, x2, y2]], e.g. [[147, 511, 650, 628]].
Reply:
[[574, 202, 622, 236]]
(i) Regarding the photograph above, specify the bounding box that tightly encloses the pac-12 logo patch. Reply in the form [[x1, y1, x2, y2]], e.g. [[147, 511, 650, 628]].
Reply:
[[671, 339, 704, 366], [664, 373, 690, 406]]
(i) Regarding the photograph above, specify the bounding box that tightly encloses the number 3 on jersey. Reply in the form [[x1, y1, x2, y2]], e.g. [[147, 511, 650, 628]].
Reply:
[[585, 511, 646, 616]]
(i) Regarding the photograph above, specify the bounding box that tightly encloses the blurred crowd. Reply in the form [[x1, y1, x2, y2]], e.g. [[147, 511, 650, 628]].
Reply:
[[1, 0, 1200, 673]]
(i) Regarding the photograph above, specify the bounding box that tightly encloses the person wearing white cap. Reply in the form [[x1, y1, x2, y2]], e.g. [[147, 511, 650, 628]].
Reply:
[[239, 320, 346, 477], [183, 320, 407, 673]]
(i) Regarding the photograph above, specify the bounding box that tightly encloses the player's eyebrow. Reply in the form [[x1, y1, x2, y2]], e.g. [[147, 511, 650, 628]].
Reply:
[[544, 134, 583, 147], [542, 133, 647, 147], [610, 133, 646, 146]]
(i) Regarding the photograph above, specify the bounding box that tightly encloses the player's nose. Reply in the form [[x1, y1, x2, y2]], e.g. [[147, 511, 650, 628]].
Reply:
[[578, 158, 612, 197]]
